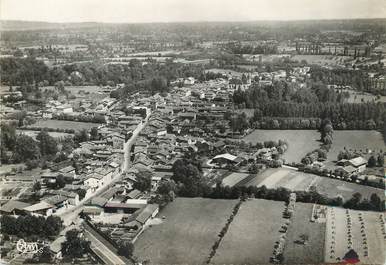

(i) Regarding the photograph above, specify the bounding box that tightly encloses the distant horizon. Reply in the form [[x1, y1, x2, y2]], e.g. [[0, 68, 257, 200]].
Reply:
[[1, 0, 385, 24], [2, 17, 386, 25]]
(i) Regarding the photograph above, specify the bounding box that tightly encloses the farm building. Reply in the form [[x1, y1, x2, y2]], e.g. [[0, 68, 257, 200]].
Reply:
[[211, 153, 245, 166], [135, 204, 159, 225], [0, 200, 31, 215], [103, 202, 144, 214], [337, 157, 367, 170], [348, 157, 367, 172], [335, 166, 357, 177]]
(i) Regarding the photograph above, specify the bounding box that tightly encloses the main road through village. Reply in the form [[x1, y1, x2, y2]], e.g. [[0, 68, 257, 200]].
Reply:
[[57, 108, 151, 226]]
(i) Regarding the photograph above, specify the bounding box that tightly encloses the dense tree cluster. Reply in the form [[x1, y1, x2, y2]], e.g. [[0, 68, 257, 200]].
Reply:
[[309, 66, 385, 95], [133, 170, 153, 192], [1, 124, 77, 165], [117, 241, 135, 258], [171, 158, 210, 197], [0, 215, 62, 238], [233, 80, 385, 130], [0, 58, 209, 96], [61, 229, 91, 259], [249, 101, 385, 130], [343, 192, 384, 212]]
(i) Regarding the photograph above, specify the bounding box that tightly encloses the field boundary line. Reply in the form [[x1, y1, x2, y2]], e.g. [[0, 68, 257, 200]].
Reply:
[[206, 199, 244, 264]]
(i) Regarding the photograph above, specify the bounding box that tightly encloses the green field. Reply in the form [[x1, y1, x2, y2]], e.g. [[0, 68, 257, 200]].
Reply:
[[212, 199, 285, 264], [327, 130, 385, 162], [243, 168, 384, 201], [244, 130, 321, 163], [29, 120, 101, 131], [16, 129, 73, 139], [40, 85, 102, 94], [283, 203, 326, 264], [134, 198, 238, 264], [344, 91, 386, 104]]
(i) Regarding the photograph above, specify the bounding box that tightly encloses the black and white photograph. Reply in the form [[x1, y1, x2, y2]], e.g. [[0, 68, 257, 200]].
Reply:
[[0, 0, 385, 264]]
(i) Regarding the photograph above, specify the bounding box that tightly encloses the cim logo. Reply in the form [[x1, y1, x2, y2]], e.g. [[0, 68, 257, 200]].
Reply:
[[16, 239, 45, 254]]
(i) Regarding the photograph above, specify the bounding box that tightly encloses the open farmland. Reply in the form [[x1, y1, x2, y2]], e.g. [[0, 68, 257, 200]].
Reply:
[[212, 199, 285, 264], [344, 91, 386, 103], [221, 172, 250, 187], [291, 54, 351, 66], [16, 129, 73, 139], [283, 203, 326, 263], [242, 168, 384, 201], [324, 207, 386, 264], [244, 130, 321, 163], [327, 130, 385, 162], [28, 119, 101, 131], [41, 85, 103, 94], [134, 198, 238, 264]]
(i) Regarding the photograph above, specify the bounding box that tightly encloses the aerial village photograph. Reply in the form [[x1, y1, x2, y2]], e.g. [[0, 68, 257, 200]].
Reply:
[[0, 0, 385, 264]]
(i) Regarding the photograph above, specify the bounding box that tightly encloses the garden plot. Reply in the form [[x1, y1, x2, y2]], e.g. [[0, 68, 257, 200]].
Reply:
[[325, 207, 385, 264]]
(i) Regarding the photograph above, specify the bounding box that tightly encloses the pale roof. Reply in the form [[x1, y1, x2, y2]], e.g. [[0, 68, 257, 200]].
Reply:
[[24, 201, 54, 212], [349, 157, 367, 167], [213, 153, 237, 161], [0, 200, 31, 213]]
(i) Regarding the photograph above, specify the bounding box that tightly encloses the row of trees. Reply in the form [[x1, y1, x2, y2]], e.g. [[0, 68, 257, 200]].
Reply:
[[169, 159, 384, 211], [233, 81, 349, 106], [0, 215, 62, 238], [250, 101, 385, 130], [53, 113, 105, 123]]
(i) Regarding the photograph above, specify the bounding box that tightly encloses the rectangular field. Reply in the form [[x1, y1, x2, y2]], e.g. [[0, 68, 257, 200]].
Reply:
[[283, 203, 326, 264], [221, 172, 249, 187], [325, 207, 385, 264], [243, 168, 384, 201], [243, 130, 321, 163], [16, 129, 73, 139], [212, 199, 285, 264], [327, 130, 385, 162], [28, 120, 101, 131], [134, 198, 238, 264]]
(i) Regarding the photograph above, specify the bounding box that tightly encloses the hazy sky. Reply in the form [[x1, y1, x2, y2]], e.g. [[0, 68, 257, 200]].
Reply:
[[1, 0, 385, 23]]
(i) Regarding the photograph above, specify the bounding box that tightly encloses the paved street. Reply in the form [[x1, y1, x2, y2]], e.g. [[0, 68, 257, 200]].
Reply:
[[57, 108, 151, 226]]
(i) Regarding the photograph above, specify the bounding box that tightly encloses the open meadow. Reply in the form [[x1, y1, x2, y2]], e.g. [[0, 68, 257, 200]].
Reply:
[[327, 130, 385, 162], [16, 129, 73, 139], [28, 119, 102, 131], [283, 203, 326, 264], [242, 168, 384, 201], [243, 130, 321, 163], [134, 198, 238, 264], [40, 85, 103, 94], [291, 54, 351, 66], [212, 199, 285, 264]]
